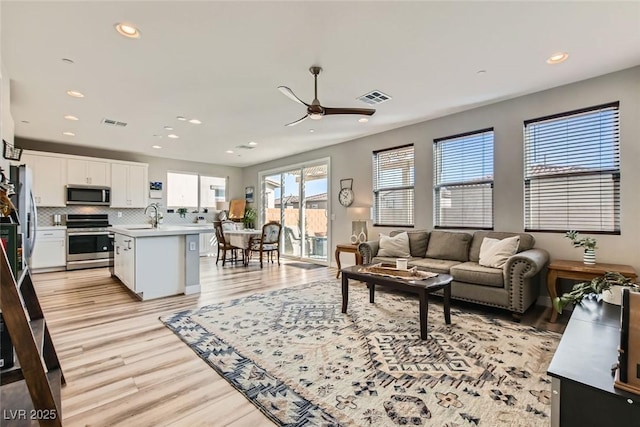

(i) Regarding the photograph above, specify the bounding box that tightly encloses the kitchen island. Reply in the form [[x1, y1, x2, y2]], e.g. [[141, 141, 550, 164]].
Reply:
[[108, 224, 213, 300]]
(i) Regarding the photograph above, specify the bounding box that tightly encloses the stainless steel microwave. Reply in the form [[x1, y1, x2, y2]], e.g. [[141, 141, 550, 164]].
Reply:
[[66, 186, 111, 206]]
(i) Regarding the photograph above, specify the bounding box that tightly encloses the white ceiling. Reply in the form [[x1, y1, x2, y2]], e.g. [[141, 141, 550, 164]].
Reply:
[[2, 1, 639, 167]]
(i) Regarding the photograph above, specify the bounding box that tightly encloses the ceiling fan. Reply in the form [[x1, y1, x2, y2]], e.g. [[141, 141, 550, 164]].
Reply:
[[278, 66, 376, 127]]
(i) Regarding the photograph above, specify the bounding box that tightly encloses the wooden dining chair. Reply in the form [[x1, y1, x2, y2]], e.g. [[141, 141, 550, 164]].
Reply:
[[214, 222, 243, 266], [248, 222, 282, 268]]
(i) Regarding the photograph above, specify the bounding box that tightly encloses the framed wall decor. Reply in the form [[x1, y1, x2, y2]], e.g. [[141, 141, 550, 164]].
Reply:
[[245, 186, 254, 203]]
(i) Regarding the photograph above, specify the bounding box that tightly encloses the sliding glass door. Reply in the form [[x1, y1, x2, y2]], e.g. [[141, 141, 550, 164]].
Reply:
[[260, 159, 329, 264]]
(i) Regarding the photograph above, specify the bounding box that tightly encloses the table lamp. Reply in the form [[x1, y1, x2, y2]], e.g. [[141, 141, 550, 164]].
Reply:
[[216, 201, 229, 221], [347, 206, 370, 244]]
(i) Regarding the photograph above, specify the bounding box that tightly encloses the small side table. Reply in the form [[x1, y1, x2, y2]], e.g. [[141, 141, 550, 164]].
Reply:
[[335, 244, 363, 278], [547, 260, 637, 323]]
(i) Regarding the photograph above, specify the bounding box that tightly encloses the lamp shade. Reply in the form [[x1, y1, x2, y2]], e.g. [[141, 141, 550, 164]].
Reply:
[[216, 201, 229, 211], [347, 206, 370, 220]]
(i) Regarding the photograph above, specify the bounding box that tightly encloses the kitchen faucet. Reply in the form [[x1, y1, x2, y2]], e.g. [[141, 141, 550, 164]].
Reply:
[[144, 203, 160, 228]]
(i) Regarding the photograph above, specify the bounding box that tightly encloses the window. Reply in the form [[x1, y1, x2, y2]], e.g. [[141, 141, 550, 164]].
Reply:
[[167, 172, 198, 208], [167, 172, 227, 209], [434, 128, 494, 229], [200, 176, 226, 209], [372, 144, 414, 226], [524, 102, 620, 233]]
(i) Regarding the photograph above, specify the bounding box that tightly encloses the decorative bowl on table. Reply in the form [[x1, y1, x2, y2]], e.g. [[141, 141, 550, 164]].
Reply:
[[358, 263, 438, 280]]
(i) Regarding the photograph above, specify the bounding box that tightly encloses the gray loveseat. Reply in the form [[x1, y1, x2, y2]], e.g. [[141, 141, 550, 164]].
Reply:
[[358, 230, 549, 318]]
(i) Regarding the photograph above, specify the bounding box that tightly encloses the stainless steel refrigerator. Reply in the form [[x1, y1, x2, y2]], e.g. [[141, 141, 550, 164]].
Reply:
[[9, 164, 38, 265]]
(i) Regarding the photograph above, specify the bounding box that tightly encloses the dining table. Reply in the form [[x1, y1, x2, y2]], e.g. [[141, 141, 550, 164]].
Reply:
[[224, 229, 262, 266]]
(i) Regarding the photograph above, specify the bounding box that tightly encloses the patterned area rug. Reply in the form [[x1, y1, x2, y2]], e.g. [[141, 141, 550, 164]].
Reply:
[[160, 280, 560, 426]]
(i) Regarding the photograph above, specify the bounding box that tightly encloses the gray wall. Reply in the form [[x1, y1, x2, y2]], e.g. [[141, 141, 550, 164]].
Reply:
[[242, 67, 640, 277]]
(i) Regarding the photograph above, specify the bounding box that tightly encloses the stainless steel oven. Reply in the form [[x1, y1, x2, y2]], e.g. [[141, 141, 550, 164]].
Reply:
[[66, 214, 114, 270]]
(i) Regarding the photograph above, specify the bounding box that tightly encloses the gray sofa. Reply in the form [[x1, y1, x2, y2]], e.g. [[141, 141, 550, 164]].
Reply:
[[358, 230, 549, 318]]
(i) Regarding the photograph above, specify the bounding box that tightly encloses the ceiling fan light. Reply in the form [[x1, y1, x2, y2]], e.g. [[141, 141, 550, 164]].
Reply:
[[309, 113, 323, 120]]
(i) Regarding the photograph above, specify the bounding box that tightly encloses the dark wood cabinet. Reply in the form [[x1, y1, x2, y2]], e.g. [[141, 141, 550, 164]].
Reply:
[[548, 299, 640, 427]]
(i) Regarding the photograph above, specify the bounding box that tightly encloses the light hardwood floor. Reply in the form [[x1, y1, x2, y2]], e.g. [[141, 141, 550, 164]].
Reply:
[[31, 258, 566, 426]]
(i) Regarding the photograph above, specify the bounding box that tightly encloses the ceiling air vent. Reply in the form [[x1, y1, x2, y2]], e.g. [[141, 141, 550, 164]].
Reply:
[[101, 118, 128, 127], [357, 90, 392, 105], [235, 144, 255, 150]]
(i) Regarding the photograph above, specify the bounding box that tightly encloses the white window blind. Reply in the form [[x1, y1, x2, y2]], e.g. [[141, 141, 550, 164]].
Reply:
[[524, 102, 620, 233], [434, 128, 494, 229], [372, 144, 414, 227], [167, 172, 198, 208]]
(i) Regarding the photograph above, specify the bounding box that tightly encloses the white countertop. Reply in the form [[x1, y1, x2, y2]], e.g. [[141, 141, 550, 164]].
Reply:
[[38, 226, 67, 230], [109, 223, 214, 237]]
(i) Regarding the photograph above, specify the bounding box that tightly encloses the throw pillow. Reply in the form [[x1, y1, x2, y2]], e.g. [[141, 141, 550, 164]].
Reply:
[[479, 236, 520, 268], [377, 232, 411, 258], [425, 231, 472, 262], [390, 230, 429, 257]]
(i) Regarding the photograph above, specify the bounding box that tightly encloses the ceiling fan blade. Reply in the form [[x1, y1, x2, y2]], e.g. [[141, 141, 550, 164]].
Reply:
[[278, 86, 309, 106], [323, 107, 376, 116], [284, 115, 309, 127]]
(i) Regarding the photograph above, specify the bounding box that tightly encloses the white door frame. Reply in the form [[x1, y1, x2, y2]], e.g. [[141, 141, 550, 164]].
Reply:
[[258, 157, 331, 266]]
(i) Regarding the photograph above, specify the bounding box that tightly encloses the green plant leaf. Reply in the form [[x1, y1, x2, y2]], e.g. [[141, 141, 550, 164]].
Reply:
[[552, 297, 563, 314]]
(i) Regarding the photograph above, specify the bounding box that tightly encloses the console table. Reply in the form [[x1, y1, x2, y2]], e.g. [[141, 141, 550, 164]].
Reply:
[[548, 299, 640, 426], [334, 244, 363, 278], [547, 260, 637, 322]]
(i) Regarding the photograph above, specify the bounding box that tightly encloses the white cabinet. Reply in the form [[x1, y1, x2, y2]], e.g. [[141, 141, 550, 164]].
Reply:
[[31, 229, 66, 271], [200, 232, 216, 256], [67, 158, 110, 186], [114, 233, 136, 291], [20, 153, 66, 207], [110, 163, 148, 208]]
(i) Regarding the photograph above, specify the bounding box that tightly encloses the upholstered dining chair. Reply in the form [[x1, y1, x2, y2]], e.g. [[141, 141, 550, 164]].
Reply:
[[214, 221, 243, 266], [248, 222, 282, 268]]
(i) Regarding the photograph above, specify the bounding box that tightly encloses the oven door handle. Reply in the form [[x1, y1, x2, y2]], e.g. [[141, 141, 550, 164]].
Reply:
[[67, 231, 112, 236]]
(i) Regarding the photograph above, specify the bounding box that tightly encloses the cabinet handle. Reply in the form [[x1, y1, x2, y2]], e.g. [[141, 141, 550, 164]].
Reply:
[[42, 233, 53, 236], [116, 246, 120, 255]]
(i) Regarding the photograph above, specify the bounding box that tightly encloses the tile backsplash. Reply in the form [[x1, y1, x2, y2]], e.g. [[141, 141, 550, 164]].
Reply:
[[37, 206, 221, 227]]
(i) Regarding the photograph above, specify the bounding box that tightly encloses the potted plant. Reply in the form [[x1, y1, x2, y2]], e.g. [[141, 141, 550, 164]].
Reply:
[[176, 207, 188, 218], [553, 271, 639, 314], [243, 206, 257, 229], [565, 230, 598, 265]]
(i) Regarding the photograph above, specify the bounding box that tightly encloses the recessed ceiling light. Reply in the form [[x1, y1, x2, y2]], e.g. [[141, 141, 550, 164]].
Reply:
[[152, 145, 162, 149], [176, 116, 186, 121], [248, 141, 258, 146], [167, 134, 179, 139], [188, 119, 202, 124], [225, 150, 234, 154], [62, 131, 75, 136], [546, 52, 569, 64], [164, 126, 173, 130], [309, 129, 315, 133], [61, 58, 75, 64], [21, 120, 30, 124], [358, 118, 369, 123], [152, 134, 162, 138], [476, 69, 487, 75], [115, 23, 141, 39], [66, 90, 85, 98], [64, 115, 79, 121]]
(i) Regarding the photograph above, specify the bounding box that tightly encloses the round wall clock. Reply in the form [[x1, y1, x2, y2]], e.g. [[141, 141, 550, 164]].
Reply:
[[338, 179, 354, 207]]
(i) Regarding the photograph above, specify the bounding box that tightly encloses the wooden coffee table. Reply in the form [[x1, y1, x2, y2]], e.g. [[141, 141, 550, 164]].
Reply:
[[340, 264, 453, 340]]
